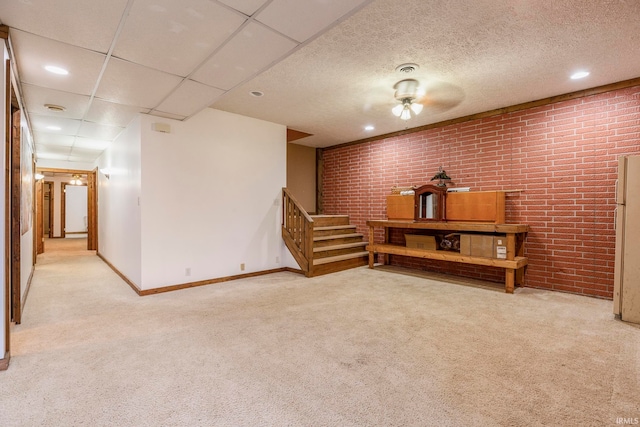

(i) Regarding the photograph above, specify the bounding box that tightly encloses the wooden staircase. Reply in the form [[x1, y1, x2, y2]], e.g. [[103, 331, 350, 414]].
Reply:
[[310, 215, 369, 276], [282, 189, 368, 277]]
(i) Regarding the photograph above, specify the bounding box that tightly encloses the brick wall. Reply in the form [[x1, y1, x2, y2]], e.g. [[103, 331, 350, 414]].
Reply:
[[322, 85, 640, 299]]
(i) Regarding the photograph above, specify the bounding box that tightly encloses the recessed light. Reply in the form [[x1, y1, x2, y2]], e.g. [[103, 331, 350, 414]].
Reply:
[[249, 90, 264, 97], [46, 126, 62, 131], [365, 125, 375, 131], [570, 71, 590, 80], [44, 65, 69, 75]]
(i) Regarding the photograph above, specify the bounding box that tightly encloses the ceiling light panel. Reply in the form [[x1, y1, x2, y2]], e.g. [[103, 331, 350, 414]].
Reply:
[[155, 79, 225, 117], [95, 57, 183, 108], [22, 84, 91, 119], [10, 30, 107, 95], [36, 151, 71, 161], [255, 0, 371, 43], [85, 99, 151, 128], [78, 122, 124, 141], [30, 114, 82, 135], [191, 22, 298, 90], [113, 0, 247, 77], [217, 0, 269, 16], [0, 0, 129, 52]]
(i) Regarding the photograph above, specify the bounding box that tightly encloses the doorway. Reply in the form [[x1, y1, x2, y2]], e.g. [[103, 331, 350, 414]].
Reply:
[[34, 168, 97, 252]]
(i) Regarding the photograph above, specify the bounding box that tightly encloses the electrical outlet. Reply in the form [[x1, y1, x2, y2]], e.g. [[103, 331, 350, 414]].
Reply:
[[240, 263, 245, 271], [185, 267, 191, 276]]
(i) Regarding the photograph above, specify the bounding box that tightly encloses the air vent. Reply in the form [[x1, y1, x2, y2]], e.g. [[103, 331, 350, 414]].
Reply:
[[44, 104, 66, 112], [395, 63, 420, 74]]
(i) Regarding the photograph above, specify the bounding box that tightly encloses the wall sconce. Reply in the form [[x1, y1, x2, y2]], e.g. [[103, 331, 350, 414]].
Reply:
[[101, 168, 111, 180]]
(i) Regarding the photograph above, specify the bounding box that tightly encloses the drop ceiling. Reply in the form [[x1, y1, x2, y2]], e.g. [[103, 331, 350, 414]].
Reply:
[[2, 0, 640, 165]]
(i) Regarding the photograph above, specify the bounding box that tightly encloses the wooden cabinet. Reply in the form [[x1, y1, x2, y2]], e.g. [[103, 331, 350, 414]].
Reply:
[[386, 195, 414, 220], [414, 185, 447, 221]]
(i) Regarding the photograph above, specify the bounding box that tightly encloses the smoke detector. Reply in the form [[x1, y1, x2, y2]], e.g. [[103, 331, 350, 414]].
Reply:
[[395, 63, 420, 74]]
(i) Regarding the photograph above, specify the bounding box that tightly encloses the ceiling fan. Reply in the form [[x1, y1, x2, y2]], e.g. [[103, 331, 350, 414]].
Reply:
[[391, 79, 424, 120], [389, 75, 465, 121]]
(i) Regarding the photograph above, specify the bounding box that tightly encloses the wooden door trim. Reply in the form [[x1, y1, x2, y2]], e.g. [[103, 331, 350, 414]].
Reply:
[[87, 168, 97, 251], [10, 108, 21, 324], [45, 181, 54, 238], [35, 179, 43, 255], [60, 182, 67, 239], [4, 57, 11, 359]]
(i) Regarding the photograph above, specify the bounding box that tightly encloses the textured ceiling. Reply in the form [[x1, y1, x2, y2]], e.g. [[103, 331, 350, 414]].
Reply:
[[2, 0, 640, 165]]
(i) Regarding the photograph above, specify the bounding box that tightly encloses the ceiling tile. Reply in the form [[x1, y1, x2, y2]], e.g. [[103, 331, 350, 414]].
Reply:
[[0, 0, 129, 52], [256, 0, 371, 43], [155, 80, 225, 117], [33, 132, 75, 147], [85, 99, 150, 128], [95, 58, 183, 108], [36, 152, 71, 161], [217, 0, 268, 16], [113, 0, 246, 77], [22, 84, 91, 119], [78, 122, 124, 140], [37, 145, 72, 156], [148, 111, 186, 121], [10, 30, 106, 96], [73, 137, 111, 151], [30, 114, 82, 135], [191, 21, 298, 90]]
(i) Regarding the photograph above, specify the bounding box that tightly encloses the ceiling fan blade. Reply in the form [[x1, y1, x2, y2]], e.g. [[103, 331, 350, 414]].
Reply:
[[415, 82, 465, 112]]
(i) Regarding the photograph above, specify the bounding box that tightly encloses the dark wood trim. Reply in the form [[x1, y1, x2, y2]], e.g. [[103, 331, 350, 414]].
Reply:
[[10, 108, 21, 324], [97, 251, 301, 297], [0, 351, 9, 371], [44, 181, 54, 239], [87, 169, 97, 251], [326, 77, 640, 152], [0, 25, 8, 40], [60, 182, 66, 238], [20, 267, 33, 314], [65, 231, 87, 235], [36, 167, 91, 175], [4, 58, 10, 356], [35, 178, 43, 255]]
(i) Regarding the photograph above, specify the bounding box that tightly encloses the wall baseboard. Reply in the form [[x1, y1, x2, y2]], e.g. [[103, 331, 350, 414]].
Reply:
[[0, 351, 10, 371], [97, 252, 305, 296], [21, 266, 35, 314], [96, 252, 142, 296]]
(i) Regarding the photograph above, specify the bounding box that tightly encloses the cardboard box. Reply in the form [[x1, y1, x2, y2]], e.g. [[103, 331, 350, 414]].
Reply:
[[387, 195, 414, 220], [405, 234, 437, 250], [494, 236, 507, 259], [460, 234, 495, 258]]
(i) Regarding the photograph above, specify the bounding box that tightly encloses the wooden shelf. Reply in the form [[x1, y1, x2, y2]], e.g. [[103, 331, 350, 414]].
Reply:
[[366, 220, 529, 293], [367, 244, 528, 269]]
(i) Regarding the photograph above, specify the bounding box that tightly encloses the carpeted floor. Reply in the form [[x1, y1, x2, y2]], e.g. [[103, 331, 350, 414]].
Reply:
[[1, 238, 639, 426]]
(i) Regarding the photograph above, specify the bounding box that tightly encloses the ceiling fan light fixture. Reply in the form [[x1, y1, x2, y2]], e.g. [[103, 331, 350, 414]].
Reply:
[[410, 102, 423, 115], [400, 108, 412, 121], [391, 104, 404, 117]]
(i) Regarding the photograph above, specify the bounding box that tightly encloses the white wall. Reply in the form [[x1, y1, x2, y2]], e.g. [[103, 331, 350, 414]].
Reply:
[[139, 109, 290, 290], [95, 117, 142, 286], [19, 115, 34, 303], [65, 185, 88, 233]]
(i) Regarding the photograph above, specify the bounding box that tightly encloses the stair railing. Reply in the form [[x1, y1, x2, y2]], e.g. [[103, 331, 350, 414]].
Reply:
[[282, 188, 314, 274]]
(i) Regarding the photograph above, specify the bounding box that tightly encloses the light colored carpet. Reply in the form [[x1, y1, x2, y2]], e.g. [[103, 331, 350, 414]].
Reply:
[[1, 238, 639, 426]]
